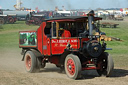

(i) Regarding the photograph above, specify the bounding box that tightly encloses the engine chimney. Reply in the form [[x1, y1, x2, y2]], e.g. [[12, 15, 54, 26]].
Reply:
[[87, 10, 94, 36]]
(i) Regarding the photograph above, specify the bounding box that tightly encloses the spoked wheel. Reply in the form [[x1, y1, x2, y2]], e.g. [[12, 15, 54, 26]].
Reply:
[[97, 52, 114, 77], [65, 54, 81, 79], [8, 18, 14, 24], [24, 51, 40, 73]]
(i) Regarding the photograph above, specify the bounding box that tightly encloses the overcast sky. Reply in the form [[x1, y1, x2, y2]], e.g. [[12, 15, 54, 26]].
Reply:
[[0, 0, 128, 10]]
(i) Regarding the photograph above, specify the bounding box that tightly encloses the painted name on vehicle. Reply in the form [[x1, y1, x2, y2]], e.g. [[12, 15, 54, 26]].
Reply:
[[51, 39, 78, 43]]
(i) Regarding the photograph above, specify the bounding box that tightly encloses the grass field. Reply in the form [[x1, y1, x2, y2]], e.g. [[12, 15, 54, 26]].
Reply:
[[0, 21, 39, 49], [0, 18, 128, 69], [101, 18, 128, 68]]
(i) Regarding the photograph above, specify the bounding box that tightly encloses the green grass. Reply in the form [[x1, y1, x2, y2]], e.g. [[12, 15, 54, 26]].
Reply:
[[0, 20, 128, 68], [0, 32, 18, 48], [101, 19, 128, 55], [0, 21, 38, 32], [0, 21, 39, 50], [0, 25, 3, 29], [100, 18, 128, 68]]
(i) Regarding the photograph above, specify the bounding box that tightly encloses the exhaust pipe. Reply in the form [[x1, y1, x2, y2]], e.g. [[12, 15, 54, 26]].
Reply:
[[87, 10, 94, 36]]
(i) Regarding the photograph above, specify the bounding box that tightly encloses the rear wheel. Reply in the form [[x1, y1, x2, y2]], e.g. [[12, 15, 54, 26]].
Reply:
[[65, 54, 81, 79], [24, 51, 40, 73], [97, 52, 114, 77]]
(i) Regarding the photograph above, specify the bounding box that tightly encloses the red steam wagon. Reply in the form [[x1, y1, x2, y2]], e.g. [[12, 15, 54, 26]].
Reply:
[[19, 10, 114, 79]]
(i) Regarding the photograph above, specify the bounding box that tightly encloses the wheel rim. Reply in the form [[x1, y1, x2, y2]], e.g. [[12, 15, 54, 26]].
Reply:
[[25, 55, 32, 70], [66, 59, 75, 75]]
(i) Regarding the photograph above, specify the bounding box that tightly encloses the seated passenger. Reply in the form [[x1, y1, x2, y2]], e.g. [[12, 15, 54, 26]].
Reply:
[[61, 29, 71, 38]]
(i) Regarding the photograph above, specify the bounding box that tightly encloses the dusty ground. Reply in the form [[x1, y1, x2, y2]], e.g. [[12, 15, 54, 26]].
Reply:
[[0, 48, 128, 85]]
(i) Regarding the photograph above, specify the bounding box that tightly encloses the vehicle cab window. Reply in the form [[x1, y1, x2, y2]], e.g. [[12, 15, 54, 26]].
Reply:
[[48, 21, 92, 38], [58, 22, 71, 38], [44, 22, 52, 38]]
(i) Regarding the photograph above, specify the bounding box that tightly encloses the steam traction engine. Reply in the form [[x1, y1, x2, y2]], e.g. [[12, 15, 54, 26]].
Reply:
[[0, 14, 17, 24], [19, 10, 114, 79]]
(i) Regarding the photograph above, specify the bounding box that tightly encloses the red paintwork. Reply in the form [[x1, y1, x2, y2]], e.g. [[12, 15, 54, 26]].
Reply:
[[37, 23, 44, 54], [20, 16, 101, 55], [82, 67, 100, 70], [47, 38, 51, 55], [82, 60, 101, 70], [82, 60, 95, 65], [20, 19, 90, 56], [20, 15, 104, 72], [67, 59, 75, 75], [42, 22, 48, 55], [36, 22, 89, 55], [37, 22, 51, 55], [51, 38, 80, 55], [49, 56, 59, 65]]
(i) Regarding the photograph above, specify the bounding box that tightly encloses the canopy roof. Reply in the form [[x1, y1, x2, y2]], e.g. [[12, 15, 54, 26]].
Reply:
[[45, 16, 102, 22]]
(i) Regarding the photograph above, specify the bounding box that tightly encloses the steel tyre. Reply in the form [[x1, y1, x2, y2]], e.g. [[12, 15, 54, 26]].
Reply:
[[65, 54, 81, 79]]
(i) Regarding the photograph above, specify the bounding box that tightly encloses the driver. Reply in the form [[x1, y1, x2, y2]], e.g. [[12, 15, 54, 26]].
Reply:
[[61, 25, 71, 38], [61, 29, 71, 37]]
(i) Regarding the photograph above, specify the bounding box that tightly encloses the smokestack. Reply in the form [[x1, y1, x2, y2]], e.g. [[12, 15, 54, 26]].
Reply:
[[87, 10, 94, 36]]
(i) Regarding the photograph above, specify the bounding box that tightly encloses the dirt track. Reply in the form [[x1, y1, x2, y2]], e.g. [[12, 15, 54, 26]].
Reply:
[[0, 49, 128, 85]]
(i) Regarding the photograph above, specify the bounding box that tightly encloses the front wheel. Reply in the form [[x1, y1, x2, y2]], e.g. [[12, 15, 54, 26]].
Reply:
[[97, 52, 114, 77], [65, 54, 81, 79], [24, 51, 40, 73], [0, 18, 5, 24]]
